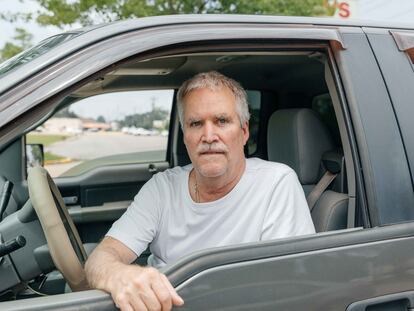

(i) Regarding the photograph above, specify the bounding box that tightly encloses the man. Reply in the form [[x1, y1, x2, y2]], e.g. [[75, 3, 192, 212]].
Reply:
[[85, 71, 315, 311]]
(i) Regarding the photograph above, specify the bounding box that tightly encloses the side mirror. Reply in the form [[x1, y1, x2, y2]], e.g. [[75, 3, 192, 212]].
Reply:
[[26, 144, 44, 167]]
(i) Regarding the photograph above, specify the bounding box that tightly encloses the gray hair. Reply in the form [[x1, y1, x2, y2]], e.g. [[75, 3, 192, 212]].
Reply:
[[177, 71, 250, 129]]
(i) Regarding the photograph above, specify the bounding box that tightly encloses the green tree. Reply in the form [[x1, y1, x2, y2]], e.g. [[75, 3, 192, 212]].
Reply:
[[34, 0, 335, 28], [0, 27, 33, 61], [54, 107, 79, 118], [0, 0, 336, 61], [120, 105, 169, 129], [97, 115, 106, 123]]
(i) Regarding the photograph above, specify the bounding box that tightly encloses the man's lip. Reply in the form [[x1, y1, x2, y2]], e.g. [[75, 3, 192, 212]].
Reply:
[[199, 151, 225, 155]]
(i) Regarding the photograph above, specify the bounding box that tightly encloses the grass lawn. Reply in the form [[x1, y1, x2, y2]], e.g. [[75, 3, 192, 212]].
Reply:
[[26, 134, 68, 146], [44, 152, 66, 162], [26, 134, 69, 163]]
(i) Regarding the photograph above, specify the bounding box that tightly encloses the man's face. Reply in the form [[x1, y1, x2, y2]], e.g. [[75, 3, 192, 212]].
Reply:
[[183, 87, 249, 178]]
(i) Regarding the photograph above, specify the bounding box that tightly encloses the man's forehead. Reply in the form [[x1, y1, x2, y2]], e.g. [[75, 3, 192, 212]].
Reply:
[[184, 102, 236, 119], [184, 85, 235, 100]]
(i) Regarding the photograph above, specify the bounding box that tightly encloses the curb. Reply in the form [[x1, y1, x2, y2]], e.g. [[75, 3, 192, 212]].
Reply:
[[45, 158, 73, 165]]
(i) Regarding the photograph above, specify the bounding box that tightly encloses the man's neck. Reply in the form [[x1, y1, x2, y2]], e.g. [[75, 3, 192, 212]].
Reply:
[[192, 158, 246, 203]]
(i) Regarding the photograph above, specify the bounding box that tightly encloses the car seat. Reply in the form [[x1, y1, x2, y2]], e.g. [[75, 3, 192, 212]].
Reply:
[[267, 108, 348, 232]]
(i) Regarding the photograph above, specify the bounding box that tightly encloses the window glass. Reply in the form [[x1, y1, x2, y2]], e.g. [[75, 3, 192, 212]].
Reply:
[[246, 90, 261, 155], [312, 93, 341, 146], [26, 90, 174, 177], [0, 32, 81, 78]]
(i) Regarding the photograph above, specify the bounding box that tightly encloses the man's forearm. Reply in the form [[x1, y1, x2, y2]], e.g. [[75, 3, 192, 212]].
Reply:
[[85, 238, 184, 310], [85, 242, 137, 291]]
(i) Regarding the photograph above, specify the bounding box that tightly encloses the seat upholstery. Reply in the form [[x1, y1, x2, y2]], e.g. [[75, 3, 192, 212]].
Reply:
[[267, 108, 348, 232]]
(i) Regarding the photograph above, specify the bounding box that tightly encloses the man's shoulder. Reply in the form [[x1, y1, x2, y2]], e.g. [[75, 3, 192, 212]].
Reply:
[[151, 164, 191, 184], [246, 157, 295, 176]]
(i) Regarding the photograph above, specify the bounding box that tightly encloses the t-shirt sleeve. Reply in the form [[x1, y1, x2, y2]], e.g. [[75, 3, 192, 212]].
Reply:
[[106, 177, 161, 257], [261, 171, 315, 240]]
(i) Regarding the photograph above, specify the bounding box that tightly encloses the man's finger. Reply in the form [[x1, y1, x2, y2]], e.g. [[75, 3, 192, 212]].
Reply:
[[160, 274, 184, 306], [139, 286, 162, 311], [128, 293, 149, 311], [152, 277, 173, 311], [115, 300, 138, 311]]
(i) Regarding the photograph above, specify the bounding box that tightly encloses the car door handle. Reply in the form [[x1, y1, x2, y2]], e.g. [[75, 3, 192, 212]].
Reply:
[[347, 291, 414, 311], [63, 196, 78, 205]]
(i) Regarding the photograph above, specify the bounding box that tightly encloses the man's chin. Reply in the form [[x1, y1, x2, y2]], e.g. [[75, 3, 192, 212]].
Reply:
[[197, 164, 227, 178]]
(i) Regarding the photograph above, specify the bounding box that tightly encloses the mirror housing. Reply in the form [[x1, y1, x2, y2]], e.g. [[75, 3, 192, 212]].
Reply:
[[26, 144, 44, 167]]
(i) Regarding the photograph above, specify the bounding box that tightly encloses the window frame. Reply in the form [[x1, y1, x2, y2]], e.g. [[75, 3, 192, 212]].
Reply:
[[24, 89, 175, 178]]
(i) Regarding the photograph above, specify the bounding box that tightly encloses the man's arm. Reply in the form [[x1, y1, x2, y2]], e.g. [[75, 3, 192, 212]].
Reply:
[[85, 237, 184, 311]]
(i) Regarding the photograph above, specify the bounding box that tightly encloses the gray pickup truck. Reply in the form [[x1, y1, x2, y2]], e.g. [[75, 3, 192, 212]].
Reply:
[[0, 14, 414, 310]]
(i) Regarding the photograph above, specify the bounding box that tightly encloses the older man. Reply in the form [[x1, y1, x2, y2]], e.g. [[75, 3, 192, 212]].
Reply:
[[85, 71, 315, 311]]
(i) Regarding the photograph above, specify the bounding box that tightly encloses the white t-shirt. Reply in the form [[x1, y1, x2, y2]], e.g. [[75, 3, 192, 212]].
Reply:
[[106, 158, 315, 268]]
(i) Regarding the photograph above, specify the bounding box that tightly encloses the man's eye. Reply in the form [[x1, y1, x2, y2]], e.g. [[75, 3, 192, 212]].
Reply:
[[190, 121, 201, 127], [218, 118, 228, 125]]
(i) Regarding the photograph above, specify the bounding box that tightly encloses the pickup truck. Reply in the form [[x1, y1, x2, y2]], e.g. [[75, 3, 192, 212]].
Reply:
[[0, 14, 414, 310]]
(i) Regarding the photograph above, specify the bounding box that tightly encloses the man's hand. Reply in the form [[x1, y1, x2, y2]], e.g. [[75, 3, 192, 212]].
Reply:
[[85, 237, 184, 311], [107, 264, 184, 311]]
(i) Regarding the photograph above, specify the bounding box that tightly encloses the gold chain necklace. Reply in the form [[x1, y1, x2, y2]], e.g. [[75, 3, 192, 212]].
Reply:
[[192, 170, 200, 203]]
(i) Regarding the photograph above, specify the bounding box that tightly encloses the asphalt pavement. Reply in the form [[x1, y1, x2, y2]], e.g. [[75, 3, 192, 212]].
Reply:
[[46, 132, 168, 160]]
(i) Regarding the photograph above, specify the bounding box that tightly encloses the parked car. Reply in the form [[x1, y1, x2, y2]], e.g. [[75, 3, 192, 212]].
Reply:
[[1, 14, 414, 310]]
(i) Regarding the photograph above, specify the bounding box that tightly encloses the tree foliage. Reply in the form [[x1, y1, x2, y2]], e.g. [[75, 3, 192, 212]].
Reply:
[[54, 107, 79, 118], [0, 27, 33, 62], [0, 0, 336, 61], [34, 0, 335, 28], [120, 105, 169, 129]]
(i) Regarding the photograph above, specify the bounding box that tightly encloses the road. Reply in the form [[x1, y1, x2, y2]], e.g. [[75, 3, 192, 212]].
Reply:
[[45, 132, 168, 177], [46, 132, 168, 160]]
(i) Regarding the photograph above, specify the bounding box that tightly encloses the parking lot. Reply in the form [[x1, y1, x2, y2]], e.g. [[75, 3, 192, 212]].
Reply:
[[46, 131, 168, 160], [45, 131, 168, 176]]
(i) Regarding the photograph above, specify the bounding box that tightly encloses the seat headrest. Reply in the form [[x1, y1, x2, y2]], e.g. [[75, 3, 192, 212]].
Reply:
[[267, 108, 335, 185]]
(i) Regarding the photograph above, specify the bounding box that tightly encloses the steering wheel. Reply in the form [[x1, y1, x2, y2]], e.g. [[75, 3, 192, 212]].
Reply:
[[27, 166, 89, 291]]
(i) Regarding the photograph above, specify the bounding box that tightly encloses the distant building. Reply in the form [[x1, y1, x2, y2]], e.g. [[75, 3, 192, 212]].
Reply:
[[44, 118, 83, 134], [110, 121, 120, 131], [82, 119, 111, 131], [43, 117, 110, 134], [153, 119, 168, 129]]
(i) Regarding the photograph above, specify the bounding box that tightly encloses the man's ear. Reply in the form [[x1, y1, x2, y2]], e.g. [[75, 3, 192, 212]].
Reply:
[[242, 121, 249, 145]]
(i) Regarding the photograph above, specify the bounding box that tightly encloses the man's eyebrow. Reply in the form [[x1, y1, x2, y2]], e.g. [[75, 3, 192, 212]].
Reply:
[[186, 114, 232, 122], [215, 113, 231, 118], [187, 117, 201, 123]]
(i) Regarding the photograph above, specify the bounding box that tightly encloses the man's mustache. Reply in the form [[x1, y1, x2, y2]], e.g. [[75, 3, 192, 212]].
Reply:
[[197, 143, 228, 154]]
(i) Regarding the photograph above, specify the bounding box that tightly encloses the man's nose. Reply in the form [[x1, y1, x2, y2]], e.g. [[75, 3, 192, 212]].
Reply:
[[201, 122, 218, 143]]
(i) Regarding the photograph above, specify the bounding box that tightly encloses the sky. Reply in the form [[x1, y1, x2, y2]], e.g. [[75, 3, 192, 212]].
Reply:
[[70, 90, 174, 122], [0, 0, 75, 47]]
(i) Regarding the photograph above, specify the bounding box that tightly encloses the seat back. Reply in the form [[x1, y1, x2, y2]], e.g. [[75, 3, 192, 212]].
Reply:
[[267, 108, 348, 232]]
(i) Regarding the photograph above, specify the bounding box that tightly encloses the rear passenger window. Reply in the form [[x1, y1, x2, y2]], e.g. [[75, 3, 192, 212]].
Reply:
[[312, 93, 341, 146], [246, 90, 261, 155], [26, 90, 174, 177]]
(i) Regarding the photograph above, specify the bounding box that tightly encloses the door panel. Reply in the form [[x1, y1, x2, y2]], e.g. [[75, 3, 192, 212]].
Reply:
[[0, 290, 116, 311], [347, 291, 414, 311], [164, 224, 414, 311], [3, 224, 414, 310], [56, 162, 169, 206], [56, 161, 169, 242], [333, 30, 414, 225], [364, 29, 414, 189]]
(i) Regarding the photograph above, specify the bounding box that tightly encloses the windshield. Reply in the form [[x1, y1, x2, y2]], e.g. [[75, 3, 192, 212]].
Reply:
[[0, 32, 81, 77]]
